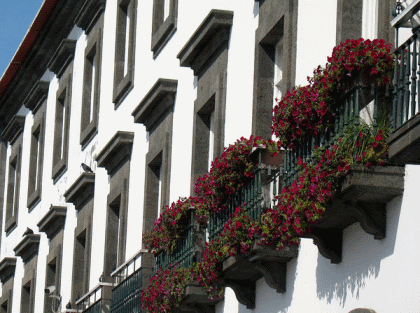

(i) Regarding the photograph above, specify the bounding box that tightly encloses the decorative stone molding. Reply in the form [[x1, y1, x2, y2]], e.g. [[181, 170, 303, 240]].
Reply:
[[132, 79, 177, 131], [37, 206, 67, 239], [303, 165, 405, 263], [14, 234, 40, 264], [64, 173, 95, 210], [75, 0, 106, 34], [96, 131, 134, 175], [174, 281, 223, 313], [24, 81, 50, 113], [1, 115, 25, 144], [0, 258, 16, 284], [48, 39, 77, 78], [177, 9, 233, 75]]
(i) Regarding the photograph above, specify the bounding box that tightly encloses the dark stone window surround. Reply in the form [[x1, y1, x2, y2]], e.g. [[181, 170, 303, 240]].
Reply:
[[48, 39, 76, 183], [151, 0, 178, 58], [37, 206, 66, 313], [25, 86, 48, 211], [64, 173, 95, 304], [79, 5, 105, 150], [252, 0, 298, 139], [0, 139, 7, 249], [96, 131, 133, 279], [2, 116, 25, 235], [13, 234, 41, 313], [113, 0, 137, 108], [177, 9, 233, 192], [75, 0, 106, 35], [0, 257, 17, 313], [132, 79, 176, 235]]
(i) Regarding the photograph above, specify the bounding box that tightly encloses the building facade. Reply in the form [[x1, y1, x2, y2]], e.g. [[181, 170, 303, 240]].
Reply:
[[0, 0, 419, 312]]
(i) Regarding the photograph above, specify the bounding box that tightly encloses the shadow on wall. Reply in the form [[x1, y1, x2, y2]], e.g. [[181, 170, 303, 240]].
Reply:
[[236, 256, 299, 313], [315, 196, 402, 307]]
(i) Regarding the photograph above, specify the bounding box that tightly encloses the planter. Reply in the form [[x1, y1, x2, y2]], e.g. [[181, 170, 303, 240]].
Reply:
[[174, 281, 223, 313], [221, 243, 298, 309], [303, 165, 404, 264]]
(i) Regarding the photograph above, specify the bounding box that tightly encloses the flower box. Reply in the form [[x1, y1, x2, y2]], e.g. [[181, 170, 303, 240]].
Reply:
[[303, 165, 404, 264], [221, 244, 298, 309], [174, 280, 224, 313]]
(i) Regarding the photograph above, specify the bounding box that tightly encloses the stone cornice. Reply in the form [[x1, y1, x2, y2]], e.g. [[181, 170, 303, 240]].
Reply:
[[24, 80, 50, 113], [64, 173, 95, 210], [132, 79, 177, 131], [37, 206, 67, 239], [48, 39, 77, 78], [1, 115, 25, 144], [14, 234, 40, 264], [177, 9, 233, 75], [75, 0, 106, 34], [96, 131, 134, 175], [0, 257, 16, 283]]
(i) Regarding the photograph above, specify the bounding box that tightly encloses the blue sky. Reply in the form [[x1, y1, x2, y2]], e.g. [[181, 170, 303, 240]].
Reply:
[[0, 1, 44, 78]]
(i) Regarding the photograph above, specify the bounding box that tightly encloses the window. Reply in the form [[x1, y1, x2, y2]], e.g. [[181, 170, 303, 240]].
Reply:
[[64, 173, 95, 305], [48, 39, 76, 182], [0, 258, 16, 313], [177, 10, 233, 186], [132, 79, 176, 234], [151, 0, 178, 58], [2, 116, 25, 234], [27, 108, 46, 210], [20, 280, 35, 313], [96, 131, 134, 277], [113, 0, 137, 107], [252, 1, 298, 138], [80, 15, 104, 149]]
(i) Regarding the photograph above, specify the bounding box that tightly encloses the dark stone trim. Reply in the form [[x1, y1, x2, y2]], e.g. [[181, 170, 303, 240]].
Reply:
[[52, 69, 72, 183], [1, 116, 25, 145], [132, 78, 177, 131], [151, 0, 178, 58], [0, 258, 16, 284], [252, 0, 298, 138], [23, 81, 50, 114], [37, 206, 67, 239], [64, 173, 95, 210], [48, 39, 77, 79], [377, 0, 395, 44], [75, 0, 106, 34], [177, 9, 233, 75], [336, 0, 363, 45], [80, 17, 103, 150], [96, 131, 134, 175], [113, 0, 137, 108], [0, 141, 7, 248], [27, 106, 46, 211], [13, 234, 40, 264]]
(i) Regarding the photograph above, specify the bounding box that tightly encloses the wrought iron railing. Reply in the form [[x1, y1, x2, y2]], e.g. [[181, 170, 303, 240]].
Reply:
[[76, 283, 113, 313], [208, 149, 281, 241], [393, 27, 420, 130], [283, 82, 384, 186], [110, 250, 153, 313], [154, 209, 195, 272]]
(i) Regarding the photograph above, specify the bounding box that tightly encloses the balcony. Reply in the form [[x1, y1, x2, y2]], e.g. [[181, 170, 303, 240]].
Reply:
[[76, 283, 113, 313], [110, 250, 154, 313], [387, 26, 420, 164], [283, 81, 404, 264], [207, 148, 298, 309]]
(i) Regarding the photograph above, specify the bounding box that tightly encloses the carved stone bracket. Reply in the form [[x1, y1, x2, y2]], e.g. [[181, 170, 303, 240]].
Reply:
[[221, 244, 298, 308], [305, 165, 404, 264]]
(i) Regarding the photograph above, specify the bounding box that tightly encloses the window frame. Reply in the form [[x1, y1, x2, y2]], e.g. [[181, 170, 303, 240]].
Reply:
[[151, 0, 178, 58]]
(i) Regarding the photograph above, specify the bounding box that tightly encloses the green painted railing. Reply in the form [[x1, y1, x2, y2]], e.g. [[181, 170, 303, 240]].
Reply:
[[76, 283, 112, 313], [283, 83, 382, 186], [154, 209, 195, 272], [110, 269, 143, 313], [393, 28, 420, 130], [208, 149, 281, 241], [83, 301, 102, 313]]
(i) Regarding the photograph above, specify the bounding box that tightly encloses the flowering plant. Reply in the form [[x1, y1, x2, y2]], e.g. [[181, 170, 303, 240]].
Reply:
[[141, 265, 190, 313], [194, 136, 279, 215], [272, 38, 393, 149], [142, 197, 206, 254]]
